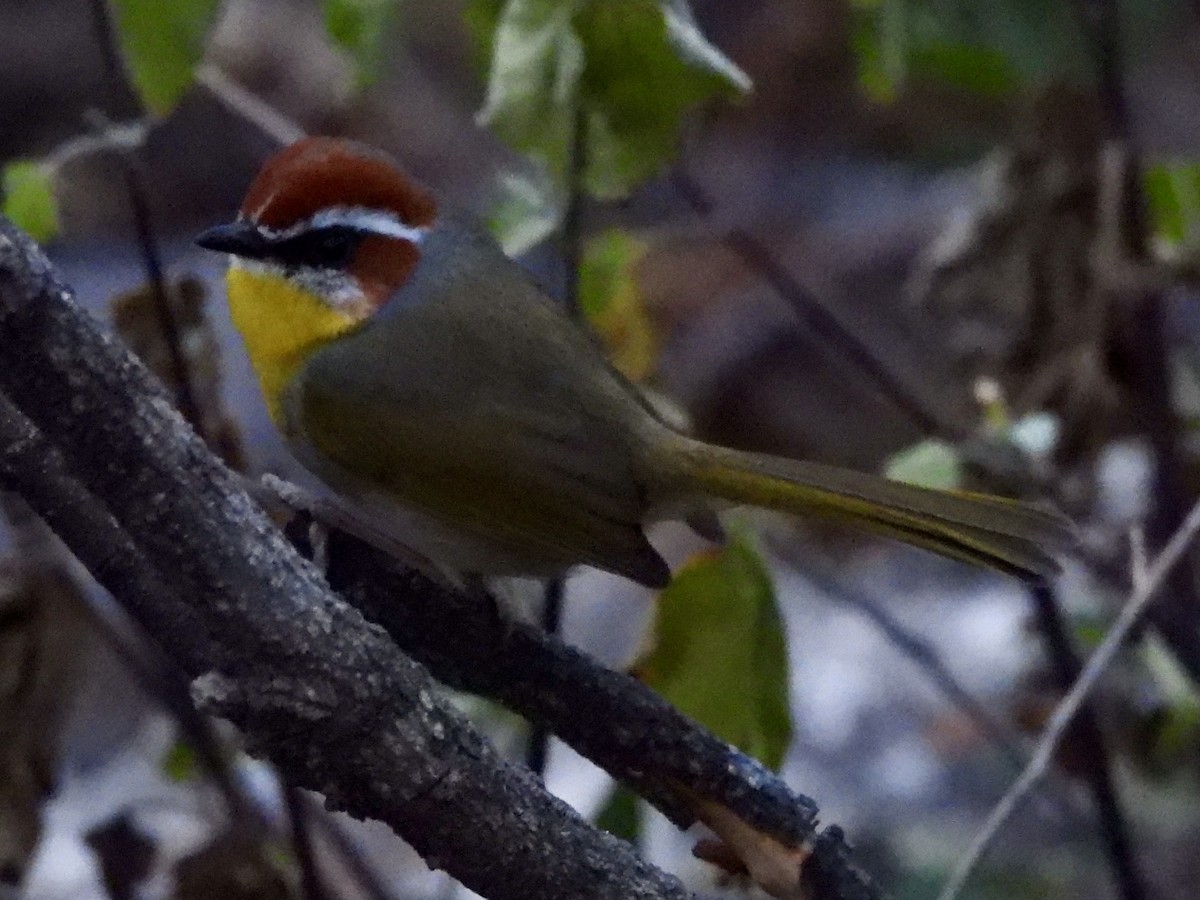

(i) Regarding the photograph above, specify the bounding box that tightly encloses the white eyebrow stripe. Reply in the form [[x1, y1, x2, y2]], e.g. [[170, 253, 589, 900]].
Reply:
[[259, 206, 428, 244]]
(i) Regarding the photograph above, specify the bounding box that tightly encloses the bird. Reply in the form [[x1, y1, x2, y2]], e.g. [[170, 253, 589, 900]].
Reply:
[[196, 136, 1073, 588]]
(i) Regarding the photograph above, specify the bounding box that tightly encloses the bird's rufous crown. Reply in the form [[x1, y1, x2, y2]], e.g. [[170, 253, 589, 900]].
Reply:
[[241, 137, 438, 231]]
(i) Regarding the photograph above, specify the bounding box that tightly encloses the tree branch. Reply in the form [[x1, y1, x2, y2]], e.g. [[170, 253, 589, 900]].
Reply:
[[268, 476, 879, 899]]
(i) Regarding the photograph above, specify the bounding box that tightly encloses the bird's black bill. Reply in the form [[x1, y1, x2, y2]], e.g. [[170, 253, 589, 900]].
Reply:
[[195, 221, 270, 259]]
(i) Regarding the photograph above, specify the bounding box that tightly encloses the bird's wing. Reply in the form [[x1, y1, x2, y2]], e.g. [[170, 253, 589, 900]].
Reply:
[[287, 266, 668, 585]]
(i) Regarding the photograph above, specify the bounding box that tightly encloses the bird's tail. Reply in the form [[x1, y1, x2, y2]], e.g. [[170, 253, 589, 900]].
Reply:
[[664, 436, 1073, 581]]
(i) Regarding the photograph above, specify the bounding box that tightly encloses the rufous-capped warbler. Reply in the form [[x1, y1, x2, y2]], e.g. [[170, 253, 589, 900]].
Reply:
[[197, 137, 1071, 587]]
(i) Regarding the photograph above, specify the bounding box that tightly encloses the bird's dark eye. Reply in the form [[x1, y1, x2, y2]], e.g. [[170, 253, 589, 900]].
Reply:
[[311, 229, 357, 266], [271, 226, 362, 270]]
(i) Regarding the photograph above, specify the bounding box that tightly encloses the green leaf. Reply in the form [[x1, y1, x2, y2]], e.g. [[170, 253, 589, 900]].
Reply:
[[476, 0, 585, 177], [850, 0, 904, 103], [464, 0, 507, 74], [323, 0, 402, 87], [474, 0, 750, 235], [885, 438, 963, 490], [640, 532, 791, 770], [110, 0, 222, 114], [1144, 162, 1200, 255], [1137, 635, 1200, 772], [593, 784, 641, 841], [2, 161, 58, 243], [161, 740, 198, 782], [911, 42, 1017, 98], [579, 229, 657, 379], [574, 0, 750, 198]]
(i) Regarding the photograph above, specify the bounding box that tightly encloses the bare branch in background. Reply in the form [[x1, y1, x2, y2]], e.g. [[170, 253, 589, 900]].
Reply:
[[937, 500, 1200, 900], [296, 791, 401, 900], [195, 64, 306, 148], [1026, 584, 1146, 900], [85, 0, 205, 436], [1074, 0, 1200, 683], [671, 166, 967, 442], [529, 99, 590, 776]]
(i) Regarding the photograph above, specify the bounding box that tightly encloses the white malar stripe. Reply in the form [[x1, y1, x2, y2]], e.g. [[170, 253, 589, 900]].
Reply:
[[229, 257, 367, 312], [260, 206, 429, 244], [229, 256, 286, 278]]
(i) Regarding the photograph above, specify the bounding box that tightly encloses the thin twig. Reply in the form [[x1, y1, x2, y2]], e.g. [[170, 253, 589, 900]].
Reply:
[[1071, 0, 1131, 139], [86, 0, 205, 436], [793, 555, 1032, 774], [88, 0, 137, 114], [1026, 584, 1146, 900], [529, 100, 590, 774], [671, 167, 966, 441], [778, 544, 1092, 830], [45, 121, 150, 171], [195, 65, 306, 147], [937, 499, 1200, 900], [299, 792, 400, 900], [1129, 525, 1147, 589], [560, 101, 588, 323], [285, 787, 334, 900], [526, 577, 563, 774], [119, 149, 205, 432]]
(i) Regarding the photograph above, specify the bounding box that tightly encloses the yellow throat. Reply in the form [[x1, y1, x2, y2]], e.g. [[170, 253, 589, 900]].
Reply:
[[226, 265, 362, 426]]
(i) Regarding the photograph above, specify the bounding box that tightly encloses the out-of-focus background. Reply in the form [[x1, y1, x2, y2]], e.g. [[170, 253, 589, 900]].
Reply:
[[4, 0, 1200, 897]]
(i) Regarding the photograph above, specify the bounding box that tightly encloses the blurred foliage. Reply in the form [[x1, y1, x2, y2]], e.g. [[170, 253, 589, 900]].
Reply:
[[886, 438, 963, 491], [896, 863, 1064, 899], [849, 0, 1091, 102], [323, 0, 403, 87], [1006, 413, 1059, 458], [470, 0, 749, 251], [1145, 162, 1200, 260], [849, 0, 1199, 262], [1137, 636, 1200, 774], [579, 229, 657, 380], [487, 168, 562, 255], [109, 0, 222, 114], [162, 740, 199, 783], [638, 532, 791, 770], [2, 161, 58, 243]]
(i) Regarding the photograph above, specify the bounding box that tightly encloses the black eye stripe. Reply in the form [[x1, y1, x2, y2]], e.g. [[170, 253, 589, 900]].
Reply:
[[267, 225, 364, 270]]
